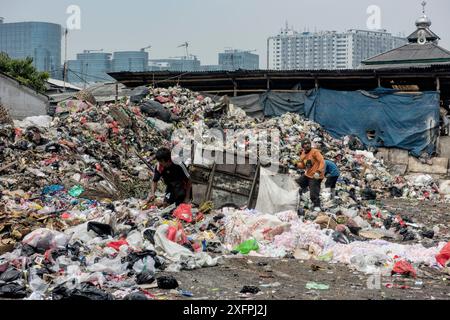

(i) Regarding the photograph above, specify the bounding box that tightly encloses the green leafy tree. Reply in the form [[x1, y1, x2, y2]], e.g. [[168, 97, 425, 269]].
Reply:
[[0, 52, 49, 93]]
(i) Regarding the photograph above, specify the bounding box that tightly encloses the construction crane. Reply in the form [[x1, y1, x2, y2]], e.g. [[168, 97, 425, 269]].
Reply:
[[177, 42, 190, 58], [141, 45, 152, 52]]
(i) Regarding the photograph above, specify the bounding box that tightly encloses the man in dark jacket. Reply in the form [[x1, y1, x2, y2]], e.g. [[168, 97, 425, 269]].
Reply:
[[146, 148, 192, 205]]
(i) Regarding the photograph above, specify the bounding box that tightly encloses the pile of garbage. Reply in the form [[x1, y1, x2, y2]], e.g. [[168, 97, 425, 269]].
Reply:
[[1, 85, 449, 299], [221, 207, 449, 276], [0, 199, 221, 300], [0, 99, 170, 201]]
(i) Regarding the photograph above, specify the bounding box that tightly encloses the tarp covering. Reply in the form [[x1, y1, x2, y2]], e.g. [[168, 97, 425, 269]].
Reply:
[[304, 88, 440, 156], [229, 92, 305, 118], [229, 94, 264, 119], [260, 92, 306, 117]]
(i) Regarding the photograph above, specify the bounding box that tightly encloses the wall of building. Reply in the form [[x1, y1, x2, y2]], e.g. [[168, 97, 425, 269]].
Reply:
[[268, 27, 407, 70], [112, 51, 149, 72], [0, 73, 48, 119]]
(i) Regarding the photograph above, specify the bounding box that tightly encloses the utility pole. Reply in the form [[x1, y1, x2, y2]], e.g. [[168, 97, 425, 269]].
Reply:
[[63, 29, 68, 90], [266, 37, 272, 70]]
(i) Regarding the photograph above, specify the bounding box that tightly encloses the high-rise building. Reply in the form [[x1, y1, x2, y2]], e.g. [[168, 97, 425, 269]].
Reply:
[[267, 25, 407, 70], [112, 51, 149, 72], [218, 49, 259, 70], [0, 19, 62, 78], [67, 51, 113, 84], [149, 57, 201, 72]]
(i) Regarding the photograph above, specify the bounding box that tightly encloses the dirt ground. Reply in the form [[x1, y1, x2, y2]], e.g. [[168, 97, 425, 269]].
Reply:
[[149, 199, 449, 301]]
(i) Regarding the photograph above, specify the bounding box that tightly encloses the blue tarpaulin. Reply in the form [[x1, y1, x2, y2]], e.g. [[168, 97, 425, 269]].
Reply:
[[304, 88, 440, 156]]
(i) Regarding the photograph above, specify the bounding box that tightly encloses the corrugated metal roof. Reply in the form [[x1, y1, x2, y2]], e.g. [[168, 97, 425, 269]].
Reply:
[[363, 43, 450, 64]]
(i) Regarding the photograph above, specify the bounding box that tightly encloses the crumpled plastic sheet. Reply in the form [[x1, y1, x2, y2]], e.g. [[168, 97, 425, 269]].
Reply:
[[154, 224, 220, 271]]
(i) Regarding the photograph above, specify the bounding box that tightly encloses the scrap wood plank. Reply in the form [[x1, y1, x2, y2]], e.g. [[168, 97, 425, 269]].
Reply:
[[0, 161, 18, 173]]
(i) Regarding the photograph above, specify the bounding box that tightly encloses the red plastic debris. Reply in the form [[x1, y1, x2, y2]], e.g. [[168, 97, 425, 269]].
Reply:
[[107, 239, 129, 251], [173, 203, 193, 223], [61, 212, 71, 219], [391, 260, 417, 278], [436, 242, 450, 267], [166, 222, 187, 245]]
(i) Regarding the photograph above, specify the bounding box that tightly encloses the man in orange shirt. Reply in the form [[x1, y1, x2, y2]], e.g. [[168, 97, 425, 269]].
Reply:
[[296, 139, 325, 211]]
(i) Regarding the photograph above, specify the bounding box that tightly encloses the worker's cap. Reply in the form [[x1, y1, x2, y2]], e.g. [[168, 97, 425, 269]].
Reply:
[[301, 139, 311, 146]]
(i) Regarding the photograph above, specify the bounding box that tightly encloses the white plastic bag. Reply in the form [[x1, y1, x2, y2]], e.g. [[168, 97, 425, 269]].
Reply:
[[22, 229, 69, 250], [132, 257, 155, 274], [256, 168, 299, 214]]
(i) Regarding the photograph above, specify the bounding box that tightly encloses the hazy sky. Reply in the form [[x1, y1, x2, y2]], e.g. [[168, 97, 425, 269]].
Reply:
[[1, 0, 449, 67]]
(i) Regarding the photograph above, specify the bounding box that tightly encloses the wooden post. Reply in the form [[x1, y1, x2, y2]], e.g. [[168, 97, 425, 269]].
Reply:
[[206, 162, 217, 201], [436, 77, 441, 92], [266, 74, 270, 91], [315, 78, 319, 90], [247, 160, 260, 208], [377, 77, 381, 88], [233, 80, 238, 97]]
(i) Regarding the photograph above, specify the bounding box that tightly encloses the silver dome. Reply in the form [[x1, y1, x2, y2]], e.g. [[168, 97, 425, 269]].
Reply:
[[415, 15, 432, 27]]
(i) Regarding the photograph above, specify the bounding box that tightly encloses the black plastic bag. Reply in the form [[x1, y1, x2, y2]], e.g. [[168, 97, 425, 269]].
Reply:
[[153, 256, 166, 270], [126, 250, 157, 269], [136, 271, 155, 285], [52, 283, 114, 300], [240, 286, 260, 294], [21, 244, 37, 257], [421, 230, 435, 239], [361, 187, 377, 200], [389, 187, 403, 198], [157, 276, 179, 289], [0, 268, 21, 282], [0, 283, 27, 298], [87, 222, 113, 237], [130, 86, 150, 104], [143, 229, 156, 244], [140, 101, 172, 123], [125, 292, 148, 300]]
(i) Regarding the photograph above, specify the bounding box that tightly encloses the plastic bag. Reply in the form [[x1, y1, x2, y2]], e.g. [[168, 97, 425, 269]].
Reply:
[[106, 239, 129, 251], [392, 260, 417, 278], [436, 242, 450, 267], [234, 239, 259, 255], [306, 282, 329, 290], [87, 256, 128, 274], [68, 185, 84, 198], [0, 283, 27, 298], [52, 283, 114, 300], [42, 184, 64, 195], [136, 271, 155, 285], [87, 222, 113, 237], [156, 275, 179, 289], [132, 257, 155, 274], [125, 291, 149, 300], [127, 230, 144, 250], [166, 222, 187, 245], [173, 204, 193, 223], [22, 229, 69, 251], [0, 268, 21, 282]]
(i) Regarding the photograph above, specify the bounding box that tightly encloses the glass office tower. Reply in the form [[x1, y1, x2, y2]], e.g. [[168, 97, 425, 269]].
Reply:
[[0, 20, 62, 78]]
